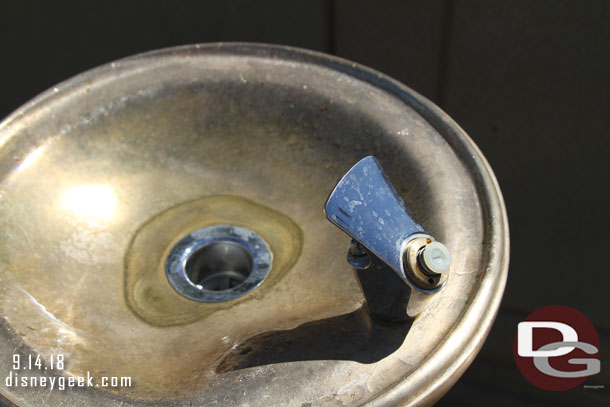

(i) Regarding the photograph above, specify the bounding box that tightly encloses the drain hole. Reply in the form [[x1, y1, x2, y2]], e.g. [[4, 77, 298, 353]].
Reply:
[[166, 225, 272, 302], [185, 241, 254, 291]]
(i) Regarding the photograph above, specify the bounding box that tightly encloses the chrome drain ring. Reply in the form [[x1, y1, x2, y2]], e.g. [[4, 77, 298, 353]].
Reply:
[[165, 225, 272, 302]]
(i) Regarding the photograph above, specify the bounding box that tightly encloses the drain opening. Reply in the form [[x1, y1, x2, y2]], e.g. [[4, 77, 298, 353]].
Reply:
[[166, 225, 272, 303], [185, 241, 253, 290]]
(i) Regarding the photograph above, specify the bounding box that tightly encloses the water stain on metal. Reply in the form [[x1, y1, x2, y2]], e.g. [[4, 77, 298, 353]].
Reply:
[[125, 194, 303, 327]]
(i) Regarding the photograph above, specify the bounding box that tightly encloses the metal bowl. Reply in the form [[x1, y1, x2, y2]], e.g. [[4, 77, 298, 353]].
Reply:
[[0, 43, 508, 406]]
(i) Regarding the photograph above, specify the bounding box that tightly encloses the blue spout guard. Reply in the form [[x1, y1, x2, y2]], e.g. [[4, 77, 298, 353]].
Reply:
[[324, 156, 425, 281]]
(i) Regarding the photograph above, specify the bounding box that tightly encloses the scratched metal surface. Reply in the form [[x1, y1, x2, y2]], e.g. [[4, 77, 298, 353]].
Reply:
[[0, 44, 508, 406]]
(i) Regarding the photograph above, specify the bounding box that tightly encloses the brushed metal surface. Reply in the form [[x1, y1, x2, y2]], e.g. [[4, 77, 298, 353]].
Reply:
[[0, 43, 508, 406]]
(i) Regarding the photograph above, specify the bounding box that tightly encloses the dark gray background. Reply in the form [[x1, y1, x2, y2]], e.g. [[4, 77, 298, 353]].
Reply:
[[1, 1, 608, 405]]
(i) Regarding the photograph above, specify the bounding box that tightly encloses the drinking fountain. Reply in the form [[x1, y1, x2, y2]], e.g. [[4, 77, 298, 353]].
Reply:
[[0, 43, 509, 406]]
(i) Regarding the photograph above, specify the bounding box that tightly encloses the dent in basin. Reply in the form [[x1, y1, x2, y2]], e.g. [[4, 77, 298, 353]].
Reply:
[[125, 194, 303, 327]]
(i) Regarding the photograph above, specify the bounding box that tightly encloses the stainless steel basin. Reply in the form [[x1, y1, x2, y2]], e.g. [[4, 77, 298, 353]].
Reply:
[[0, 43, 509, 406]]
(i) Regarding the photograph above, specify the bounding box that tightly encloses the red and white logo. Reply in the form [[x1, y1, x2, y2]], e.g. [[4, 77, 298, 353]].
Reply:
[[514, 305, 600, 391]]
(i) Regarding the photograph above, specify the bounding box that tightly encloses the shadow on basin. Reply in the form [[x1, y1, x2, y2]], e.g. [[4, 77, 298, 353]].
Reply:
[[215, 306, 412, 373]]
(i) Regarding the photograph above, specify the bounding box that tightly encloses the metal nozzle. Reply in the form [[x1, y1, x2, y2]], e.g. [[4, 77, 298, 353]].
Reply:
[[325, 156, 450, 292]]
